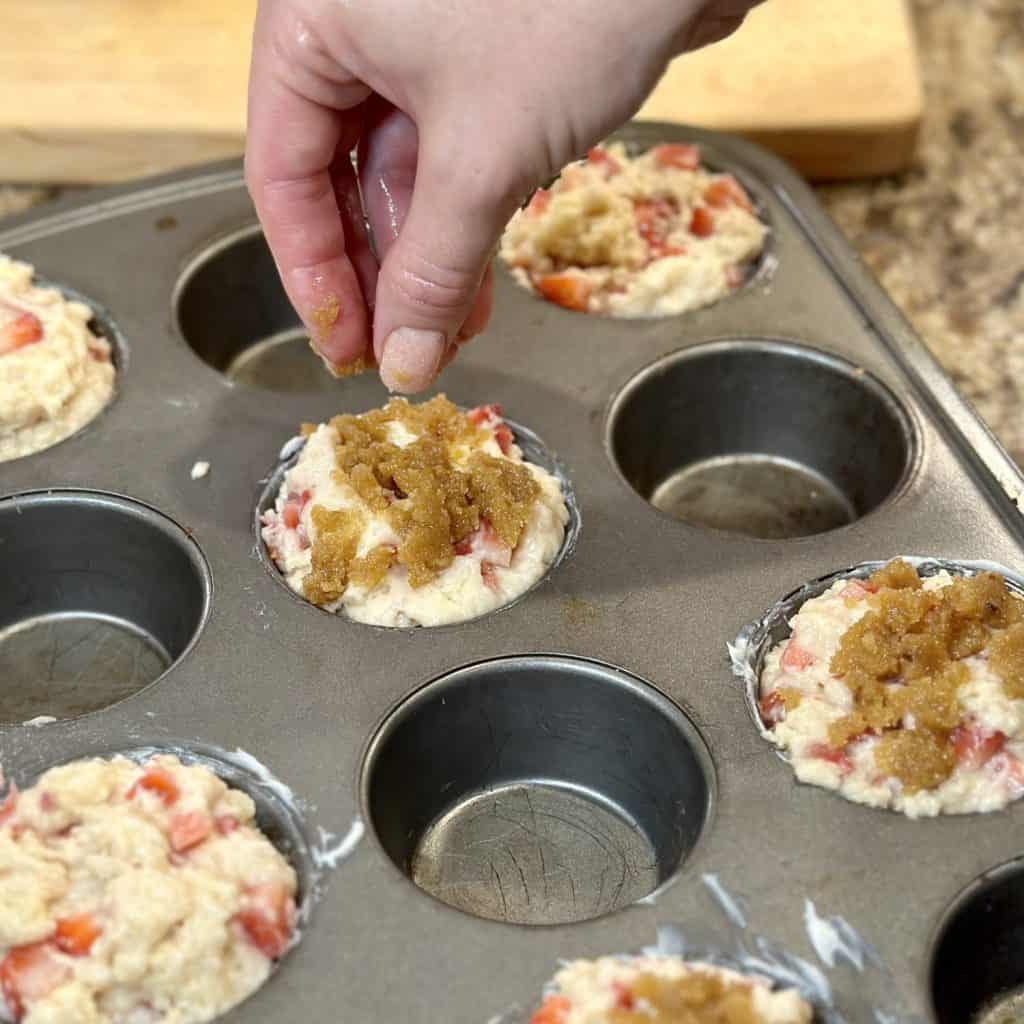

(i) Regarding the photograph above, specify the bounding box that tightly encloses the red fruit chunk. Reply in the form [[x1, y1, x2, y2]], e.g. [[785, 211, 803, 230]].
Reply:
[[612, 981, 635, 1009], [586, 147, 621, 175], [951, 723, 1006, 769], [1, 943, 70, 1020], [0, 783, 18, 827], [781, 639, 814, 671], [528, 188, 551, 216], [652, 143, 702, 170], [169, 811, 213, 853], [494, 423, 514, 456], [704, 175, 754, 212], [689, 205, 715, 238], [0, 309, 44, 355], [235, 882, 296, 959], [55, 913, 102, 956], [807, 743, 854, 776], [128, 766, 180, 806], [216, 815, 240, 835], [535, 273, 591, 312], [633, 197, 678, 246], [724, 264, 745, 289], [467, 404, 503, 426], [759, 691, 787, 726], [481, 562, 501, 593], [530, 994, 571, 1024]]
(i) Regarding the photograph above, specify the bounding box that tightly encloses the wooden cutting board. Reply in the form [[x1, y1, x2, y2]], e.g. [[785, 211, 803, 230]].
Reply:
[[0, 0, 921, 185]]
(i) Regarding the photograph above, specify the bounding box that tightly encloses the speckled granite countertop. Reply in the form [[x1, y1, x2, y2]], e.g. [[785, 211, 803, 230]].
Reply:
[[2, 0, 1022, 461]]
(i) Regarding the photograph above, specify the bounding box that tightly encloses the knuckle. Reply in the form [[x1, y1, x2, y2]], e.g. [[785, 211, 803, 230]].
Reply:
[[388, 247, 479, 317]]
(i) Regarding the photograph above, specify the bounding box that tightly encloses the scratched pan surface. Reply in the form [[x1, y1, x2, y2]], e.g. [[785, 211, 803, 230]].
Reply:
[[2, 121, 1024, 1024]]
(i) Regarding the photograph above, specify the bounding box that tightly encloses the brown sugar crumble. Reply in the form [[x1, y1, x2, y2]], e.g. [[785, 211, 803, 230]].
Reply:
[[827, 559, 1024, 793], [301, 396, 539, 604], [607, 971, 758, 1023]]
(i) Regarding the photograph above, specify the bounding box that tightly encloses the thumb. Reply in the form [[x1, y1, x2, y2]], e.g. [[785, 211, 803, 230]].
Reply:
[[372, 137, 520, 394]]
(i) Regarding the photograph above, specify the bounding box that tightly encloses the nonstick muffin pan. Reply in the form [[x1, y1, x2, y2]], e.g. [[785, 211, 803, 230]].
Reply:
[[2, 121, 1024, 1023]]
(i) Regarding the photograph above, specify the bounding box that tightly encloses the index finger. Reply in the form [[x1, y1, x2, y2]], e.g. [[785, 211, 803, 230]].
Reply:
[[245, 55, 371, 372]]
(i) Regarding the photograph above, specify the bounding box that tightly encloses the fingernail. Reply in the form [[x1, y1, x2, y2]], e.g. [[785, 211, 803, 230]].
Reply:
[[379, 328, 446, 393]]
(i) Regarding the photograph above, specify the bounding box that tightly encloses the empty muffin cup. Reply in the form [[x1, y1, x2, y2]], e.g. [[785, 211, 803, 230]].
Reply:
[[930, 859, 1024, 1024], [175, 226, 334, 392], [362, 655, 713, 925], [606, 340, 915, 539], [0, 491, 211, 723]]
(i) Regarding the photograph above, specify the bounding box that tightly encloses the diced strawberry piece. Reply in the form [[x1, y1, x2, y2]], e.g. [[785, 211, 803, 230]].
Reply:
[[453, 536, 474, 556], [652, 143, 702, 170], [0, 309, 44, 355], [467, 403, 503, 426], [494, 423, 514, 456], [840, 581, 873, 600], [612, 981, 635, 1009], [704, 175, 754, 212], [758, 691, 787, 726], [586, 147, 621, 175], [54, 913, 102, 956], [169, 811, 212, 853], [283, 501, 302, 530], [724, 264, 745, 288], [689, 205, 715, 238], [991, 752, 1024, 797], [535, 273, 591, 312], [215, 815, 240, 835], [1, 943, 70, 1019], [235, 882, 296, 959], [0, 783, 18, 827], [781, 639, 814, 671], [478, 519, 512, 567], [127, 766, 180, 806], [481, 562, 502, 593], [951, 723, 1007, 769], [807, 743, 854, 776], [529, 994, 571, 1024], [633, 197, 677, 246], [528, 188, 551, 216]]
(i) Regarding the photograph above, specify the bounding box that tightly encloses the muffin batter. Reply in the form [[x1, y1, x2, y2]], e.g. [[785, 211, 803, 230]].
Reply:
[[0, 755, 297, 1023], [0, 255, 115, 462], [500, 142, 766, 318], [529, 955, 812, 1023], [759, 559, 1024, 817], [262, 397, 569, 627]]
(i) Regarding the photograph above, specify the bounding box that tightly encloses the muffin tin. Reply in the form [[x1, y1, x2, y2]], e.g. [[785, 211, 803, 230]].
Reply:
[[1, 121, 1023, 1023]]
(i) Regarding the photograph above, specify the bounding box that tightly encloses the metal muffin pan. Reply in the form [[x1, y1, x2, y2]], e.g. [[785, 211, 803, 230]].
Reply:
[[1, 120, 1024, 1022]]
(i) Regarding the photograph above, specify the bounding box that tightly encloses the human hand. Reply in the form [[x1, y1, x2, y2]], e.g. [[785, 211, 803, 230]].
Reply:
[[245, 0, 761, 392]]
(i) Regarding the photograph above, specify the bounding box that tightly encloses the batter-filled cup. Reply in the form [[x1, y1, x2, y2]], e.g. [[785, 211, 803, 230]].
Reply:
[[526, 955, 812, 1023], [734, 557, 1024, 817], [261, 396, 573, 627], [500, 141, 767, 318], [0, 254, 116, 462], [0, 753, 299, 1023]]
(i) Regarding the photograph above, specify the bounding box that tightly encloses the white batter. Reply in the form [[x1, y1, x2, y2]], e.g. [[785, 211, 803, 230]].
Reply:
[[759, 569, 1024, 817], [0, 755, 297, 1023], [262, 399, 569, 627], [530, 956, 811, 1023], [0, 255, 115, 463], [500, 142, 766, 318]]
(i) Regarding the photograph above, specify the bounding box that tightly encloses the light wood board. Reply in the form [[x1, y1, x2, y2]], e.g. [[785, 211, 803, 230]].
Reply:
[[0, 0, 922, 184]]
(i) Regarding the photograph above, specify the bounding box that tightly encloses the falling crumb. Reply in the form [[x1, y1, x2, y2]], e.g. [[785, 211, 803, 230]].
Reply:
[[190, 461, 210, 480], [562, 596, 601, 626]]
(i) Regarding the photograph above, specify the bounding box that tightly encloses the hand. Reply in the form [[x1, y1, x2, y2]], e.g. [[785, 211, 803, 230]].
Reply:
[[245, 0, 761, 392]]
